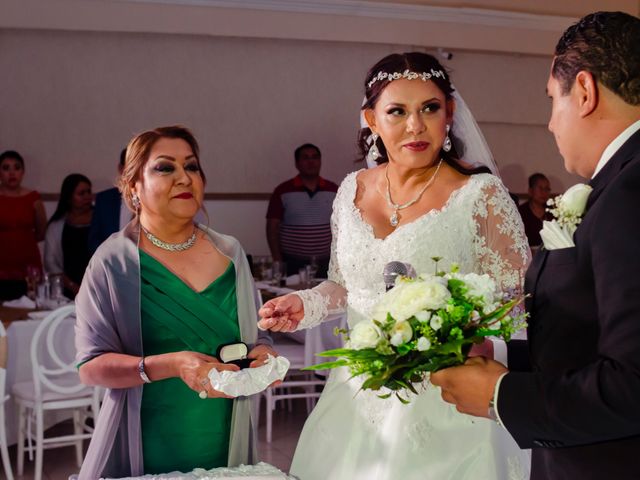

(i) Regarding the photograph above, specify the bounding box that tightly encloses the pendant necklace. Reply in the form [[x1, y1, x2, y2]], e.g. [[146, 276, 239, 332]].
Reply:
[[385, 159, 443, 227], [141, 224, 198, 252]]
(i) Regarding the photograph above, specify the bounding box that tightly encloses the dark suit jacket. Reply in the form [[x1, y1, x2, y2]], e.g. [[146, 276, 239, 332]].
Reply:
[[499, 128, 640, 480], [88, 187, 122, 255]]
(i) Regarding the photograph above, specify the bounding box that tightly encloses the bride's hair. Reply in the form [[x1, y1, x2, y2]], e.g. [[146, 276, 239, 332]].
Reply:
[[357, 52, 489, 175]]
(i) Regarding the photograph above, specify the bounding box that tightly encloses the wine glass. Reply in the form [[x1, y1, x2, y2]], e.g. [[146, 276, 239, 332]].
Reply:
[[50, 274, 64, 305], [272, 261, 287, 287], [308, 256, 319, 282], [25, 265, 41, 300]]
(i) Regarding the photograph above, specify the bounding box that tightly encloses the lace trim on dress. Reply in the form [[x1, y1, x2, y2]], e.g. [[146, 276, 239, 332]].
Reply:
[[294, 289, 329, 330]]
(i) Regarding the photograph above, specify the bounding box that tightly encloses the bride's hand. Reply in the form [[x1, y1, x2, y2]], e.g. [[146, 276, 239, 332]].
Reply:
[[258, 293, 304, 332]]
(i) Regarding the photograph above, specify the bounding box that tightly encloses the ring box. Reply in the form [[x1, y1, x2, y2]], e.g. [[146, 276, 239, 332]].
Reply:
[[216, 342, 252, 369]]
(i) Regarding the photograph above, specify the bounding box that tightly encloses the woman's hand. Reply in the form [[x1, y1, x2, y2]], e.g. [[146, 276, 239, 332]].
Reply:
[[248, 344, 282, 388], [258, 293, 304, 332], [173, 351, 239, 399], [247, 344, 278, 368]]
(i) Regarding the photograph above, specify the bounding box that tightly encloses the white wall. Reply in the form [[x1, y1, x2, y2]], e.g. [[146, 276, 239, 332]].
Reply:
[[8, 0, 627, 253]]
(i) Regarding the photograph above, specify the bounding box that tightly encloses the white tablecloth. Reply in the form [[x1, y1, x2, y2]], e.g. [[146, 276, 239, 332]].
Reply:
[[3, 316, 77, 445]]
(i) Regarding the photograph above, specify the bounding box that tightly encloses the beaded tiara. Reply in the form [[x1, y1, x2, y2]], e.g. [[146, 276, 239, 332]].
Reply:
[[367, 68, 447, 89]]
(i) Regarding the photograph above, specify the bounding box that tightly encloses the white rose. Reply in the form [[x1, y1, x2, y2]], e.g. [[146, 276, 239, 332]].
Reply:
[[460, 273, 496, 305], [417, 336, 431, 351], [430, 315, 443, 331], [374, 280, 451, 322], [415, 310, 431, 323], [349, 321, 382, 350], [390, 321, 413, 346], [559, 183, 592, 215]]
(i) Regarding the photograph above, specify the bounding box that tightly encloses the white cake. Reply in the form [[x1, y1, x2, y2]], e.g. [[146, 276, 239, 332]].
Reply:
[[104, 462, 296, 480]]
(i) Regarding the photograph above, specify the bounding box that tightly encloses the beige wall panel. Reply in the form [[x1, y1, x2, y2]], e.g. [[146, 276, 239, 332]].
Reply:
[[480, 122, 582, 193]]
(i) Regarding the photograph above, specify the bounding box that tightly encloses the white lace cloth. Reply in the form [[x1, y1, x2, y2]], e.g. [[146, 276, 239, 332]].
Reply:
[[290, 171, 531, 480], [103, 462, 293, 479]]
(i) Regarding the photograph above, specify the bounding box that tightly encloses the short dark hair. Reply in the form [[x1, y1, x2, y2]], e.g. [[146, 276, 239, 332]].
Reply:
[[528, 173, 548, 189], [294, 143, 321, 162], [553, 11, 640, 105], [0, 150, 25, 169]]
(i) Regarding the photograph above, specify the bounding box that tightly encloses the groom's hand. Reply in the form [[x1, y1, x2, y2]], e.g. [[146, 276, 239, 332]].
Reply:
[[430, 357, 508, 418]]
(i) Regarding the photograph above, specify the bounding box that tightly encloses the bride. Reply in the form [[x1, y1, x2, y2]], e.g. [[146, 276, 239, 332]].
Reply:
[[259, 52, 531, 480]]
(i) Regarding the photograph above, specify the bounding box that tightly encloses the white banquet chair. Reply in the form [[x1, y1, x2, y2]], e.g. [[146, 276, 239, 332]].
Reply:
[[260, 329, 328, 443], [0, 322, 14, 480], [12, 305, 100, 480]]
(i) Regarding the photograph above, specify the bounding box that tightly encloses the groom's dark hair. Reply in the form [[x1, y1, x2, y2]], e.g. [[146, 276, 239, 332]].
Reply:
[[552, 11, 640, 105]]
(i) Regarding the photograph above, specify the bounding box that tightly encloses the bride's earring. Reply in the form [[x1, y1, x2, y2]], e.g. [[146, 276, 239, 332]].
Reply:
[[366, 133, 381, 164], [131, 193, 141, 211], [442, 125, 452, 152]]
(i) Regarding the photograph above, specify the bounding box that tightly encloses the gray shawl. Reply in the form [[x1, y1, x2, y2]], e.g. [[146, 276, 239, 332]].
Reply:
[[75, 222, 265, 479]]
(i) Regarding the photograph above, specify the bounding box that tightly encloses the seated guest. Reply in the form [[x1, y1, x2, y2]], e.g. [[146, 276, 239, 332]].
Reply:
[[75, 126, 276, 479], [266, 143, 338, 276], [88, 148, 129, 254], [44, 173, 93, 298], [0, 150, 47, 299], [518, 172, 553, 248]]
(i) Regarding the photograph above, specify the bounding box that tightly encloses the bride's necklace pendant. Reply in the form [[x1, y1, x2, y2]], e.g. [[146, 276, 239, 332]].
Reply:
[[141, 224, 197, 252], [390, 211, 399, 227], [384, 159, 444, 229]]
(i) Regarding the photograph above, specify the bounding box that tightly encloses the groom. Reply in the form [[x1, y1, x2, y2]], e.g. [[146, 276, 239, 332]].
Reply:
[[431, 11, 640, 480]]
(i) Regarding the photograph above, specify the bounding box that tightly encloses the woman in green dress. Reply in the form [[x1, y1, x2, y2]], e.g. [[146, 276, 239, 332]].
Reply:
[[75, 126, 276, 479]]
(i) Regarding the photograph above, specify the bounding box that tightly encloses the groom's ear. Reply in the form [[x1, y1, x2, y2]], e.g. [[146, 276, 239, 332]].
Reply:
[[575, 71, 598, 118]]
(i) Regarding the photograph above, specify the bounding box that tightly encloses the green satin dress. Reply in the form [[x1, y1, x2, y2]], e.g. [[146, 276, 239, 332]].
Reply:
[[139, 250, 240, 474]]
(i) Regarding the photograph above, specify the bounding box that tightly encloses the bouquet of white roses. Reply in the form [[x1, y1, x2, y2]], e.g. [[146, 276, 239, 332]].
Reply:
[[304, 260, 527, 402]]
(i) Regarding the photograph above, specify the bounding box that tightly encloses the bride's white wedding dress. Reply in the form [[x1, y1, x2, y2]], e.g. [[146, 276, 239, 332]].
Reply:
[[289, 171, 531, 480]]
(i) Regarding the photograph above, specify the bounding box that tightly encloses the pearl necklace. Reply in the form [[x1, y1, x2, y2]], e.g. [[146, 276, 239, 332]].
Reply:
[[385, 159, 443, 227], [141, 224, 198, 252]]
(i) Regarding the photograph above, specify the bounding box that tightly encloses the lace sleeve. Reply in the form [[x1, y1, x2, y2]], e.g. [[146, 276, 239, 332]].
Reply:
[[294, 182, 349, 331], [472, 176, 531, 298]]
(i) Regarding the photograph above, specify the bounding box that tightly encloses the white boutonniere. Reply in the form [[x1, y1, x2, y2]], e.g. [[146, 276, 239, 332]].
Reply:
[[540, 183, 592, 250]]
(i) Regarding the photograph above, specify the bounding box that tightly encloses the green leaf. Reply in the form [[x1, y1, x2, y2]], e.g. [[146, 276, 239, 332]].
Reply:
[[302, 359, 349, 371], [396, 392, 410, 404]]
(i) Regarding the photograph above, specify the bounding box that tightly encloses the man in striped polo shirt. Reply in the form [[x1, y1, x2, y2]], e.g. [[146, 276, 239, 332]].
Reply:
[[266, 143, 338, 277]]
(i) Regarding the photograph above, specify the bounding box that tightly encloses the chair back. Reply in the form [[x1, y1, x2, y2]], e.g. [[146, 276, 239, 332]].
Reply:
[[30, 305, 85, 397], [0, 323, 7, 401]]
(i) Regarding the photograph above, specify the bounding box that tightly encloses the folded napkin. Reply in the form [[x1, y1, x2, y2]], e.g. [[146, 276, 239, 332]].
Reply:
[[207, 354, 290, 397], [285, 274, 299, 286], [2, 295, 36, 308]]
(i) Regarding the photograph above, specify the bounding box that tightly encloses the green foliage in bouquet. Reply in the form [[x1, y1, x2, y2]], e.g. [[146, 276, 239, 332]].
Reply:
[[304, 259, 527, 403]]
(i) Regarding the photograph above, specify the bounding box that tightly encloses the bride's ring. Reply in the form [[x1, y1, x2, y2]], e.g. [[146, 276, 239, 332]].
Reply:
[[199, 390, 207, 399]]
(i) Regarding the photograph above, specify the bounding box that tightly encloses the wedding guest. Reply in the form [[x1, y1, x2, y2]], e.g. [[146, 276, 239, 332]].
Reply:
[[432, 11, 640, 480], [44, 173, 93, 299], [518, 172, 553, 247], [0, 150, 47, 300], [266, 144, 338, 276], [259, 52, 531, 479], [75, 126, 276, 479], [88, 148, 129, 254]]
